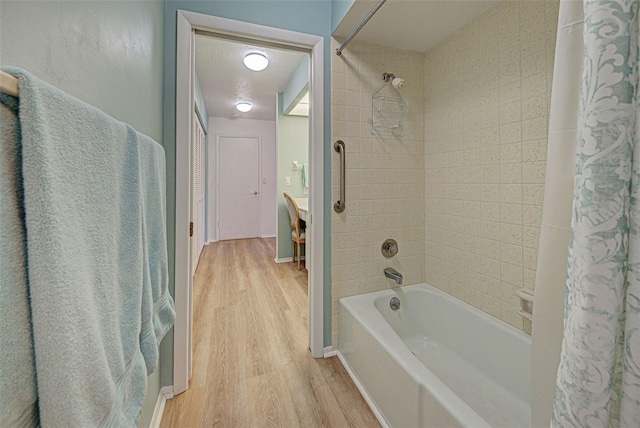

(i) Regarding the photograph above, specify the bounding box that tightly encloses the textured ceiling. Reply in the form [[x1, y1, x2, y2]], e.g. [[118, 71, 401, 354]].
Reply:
[[333, 0, 501, 53], [195, 35, 307, 121]]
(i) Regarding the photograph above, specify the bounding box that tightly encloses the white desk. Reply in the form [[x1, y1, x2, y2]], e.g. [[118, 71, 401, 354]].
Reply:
[[294, 197, 308, 222]]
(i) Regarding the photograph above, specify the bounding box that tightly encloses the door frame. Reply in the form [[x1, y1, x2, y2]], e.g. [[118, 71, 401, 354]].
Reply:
[[215, 135, 262, 241], [175, 10, 325, 394]]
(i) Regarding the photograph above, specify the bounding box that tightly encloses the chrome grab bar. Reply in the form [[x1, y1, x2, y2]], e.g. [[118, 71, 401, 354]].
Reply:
[[334, 140, 346, 213]]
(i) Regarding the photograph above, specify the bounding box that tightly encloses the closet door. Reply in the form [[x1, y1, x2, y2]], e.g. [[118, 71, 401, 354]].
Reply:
[[196, 120, 206, 258], [191, 115, 206, 274]]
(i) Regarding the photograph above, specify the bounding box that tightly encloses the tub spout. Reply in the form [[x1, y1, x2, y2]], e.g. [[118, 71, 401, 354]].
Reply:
[[384, 268, 403, 284]]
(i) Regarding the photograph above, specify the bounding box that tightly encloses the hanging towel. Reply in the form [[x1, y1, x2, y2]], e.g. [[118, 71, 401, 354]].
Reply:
[[138, 132, 175, 375], [0, 67, 175, 427], [302, 163, 309, 188], [0, 93, 39, 426]]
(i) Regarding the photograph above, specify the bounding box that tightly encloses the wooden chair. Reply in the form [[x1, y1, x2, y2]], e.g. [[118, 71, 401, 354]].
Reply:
[[283, 192, 305, 270]]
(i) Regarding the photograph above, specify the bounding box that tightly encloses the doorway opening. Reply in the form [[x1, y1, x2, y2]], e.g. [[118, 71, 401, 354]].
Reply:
[[174, 11, 325, 395]]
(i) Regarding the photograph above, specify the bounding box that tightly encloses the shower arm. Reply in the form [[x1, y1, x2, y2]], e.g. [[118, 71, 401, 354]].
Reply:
[[335, 0, 388, 56]]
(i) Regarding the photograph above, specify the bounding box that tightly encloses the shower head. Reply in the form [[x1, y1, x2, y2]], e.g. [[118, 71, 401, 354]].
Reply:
[[382, 72, 405, 89]]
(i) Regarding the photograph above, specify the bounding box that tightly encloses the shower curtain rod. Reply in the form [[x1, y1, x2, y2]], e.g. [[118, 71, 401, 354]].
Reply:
[[0, 70, 19, 97], [335, 0, 387, 56]]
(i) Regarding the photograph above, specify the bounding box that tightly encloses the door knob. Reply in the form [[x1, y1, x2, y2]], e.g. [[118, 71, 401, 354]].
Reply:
[[253, 191, 258, 195]]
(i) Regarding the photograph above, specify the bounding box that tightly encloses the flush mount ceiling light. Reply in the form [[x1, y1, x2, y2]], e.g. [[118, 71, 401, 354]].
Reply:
[[236, 102, 252, 113], [243, 53, 269, 71]]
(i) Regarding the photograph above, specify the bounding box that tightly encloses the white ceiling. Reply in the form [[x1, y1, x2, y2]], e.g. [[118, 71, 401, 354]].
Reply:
[[195, 35, 307, 121], [333, 0, 502, 53]]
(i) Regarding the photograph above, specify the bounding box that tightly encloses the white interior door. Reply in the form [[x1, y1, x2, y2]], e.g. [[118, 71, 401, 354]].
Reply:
[[218, 137, 260, 240]]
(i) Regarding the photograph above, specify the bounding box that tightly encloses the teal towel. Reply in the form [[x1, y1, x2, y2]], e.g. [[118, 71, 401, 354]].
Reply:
[[302, 163, 309, 187], [0, 93, 39, 426], [0, 67, 175, 426]]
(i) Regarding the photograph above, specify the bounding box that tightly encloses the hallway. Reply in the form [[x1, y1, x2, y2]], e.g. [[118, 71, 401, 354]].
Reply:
[[160, 238, 379, 427]]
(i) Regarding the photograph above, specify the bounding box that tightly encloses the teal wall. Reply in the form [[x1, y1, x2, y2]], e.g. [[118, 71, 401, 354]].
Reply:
[[194, 73, 209, 133], [282, 56, 309, 114], [0, 1, 166, 427], [276, 94, 309, 259], [331, 0, 356, 33], [162, 0, 334, 386]]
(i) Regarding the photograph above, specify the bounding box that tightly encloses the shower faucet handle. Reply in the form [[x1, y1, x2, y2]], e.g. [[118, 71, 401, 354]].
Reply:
[[381, 239, 398, 258]]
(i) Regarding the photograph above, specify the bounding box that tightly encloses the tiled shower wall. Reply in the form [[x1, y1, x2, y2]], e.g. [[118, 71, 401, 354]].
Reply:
[[331, 39, 425, 346], [423, 0, 559, 332]]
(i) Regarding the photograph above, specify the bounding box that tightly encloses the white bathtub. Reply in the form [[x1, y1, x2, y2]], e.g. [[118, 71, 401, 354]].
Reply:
[[338, 284, 531, 428]]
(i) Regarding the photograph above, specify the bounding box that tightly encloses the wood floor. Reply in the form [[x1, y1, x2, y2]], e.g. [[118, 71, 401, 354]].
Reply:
[[160, 238, 379, 428]]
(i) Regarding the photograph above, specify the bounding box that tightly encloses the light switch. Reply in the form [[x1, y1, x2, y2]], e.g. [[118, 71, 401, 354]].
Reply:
[[285, 176, 291, 186], [303, 187, 308, 194]]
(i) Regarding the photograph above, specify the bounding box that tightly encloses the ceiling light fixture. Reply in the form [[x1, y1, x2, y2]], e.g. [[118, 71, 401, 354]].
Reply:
[[243, 53, 269, 71], [236, 102, 252, 112]]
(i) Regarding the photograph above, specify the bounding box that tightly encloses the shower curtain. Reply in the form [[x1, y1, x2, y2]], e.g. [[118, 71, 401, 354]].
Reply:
[[552, 0, 640, 426], [531, 1, 582, 426]]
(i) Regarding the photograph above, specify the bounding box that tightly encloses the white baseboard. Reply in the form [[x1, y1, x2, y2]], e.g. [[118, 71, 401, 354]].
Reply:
[[323, 345, 337, 358], [161, 386, 174, 400], [274, 256, 306, 263], [336, 351, 389, 428], [149, 386, 174, 428], [261, 234, 276, 238]]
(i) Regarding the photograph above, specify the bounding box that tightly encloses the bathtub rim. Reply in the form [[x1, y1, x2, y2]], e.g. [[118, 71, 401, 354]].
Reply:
[[338, 282, 531, 428]]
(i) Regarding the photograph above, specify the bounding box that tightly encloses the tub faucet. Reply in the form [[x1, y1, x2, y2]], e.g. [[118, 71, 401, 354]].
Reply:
[[384, 268, 403, 285]]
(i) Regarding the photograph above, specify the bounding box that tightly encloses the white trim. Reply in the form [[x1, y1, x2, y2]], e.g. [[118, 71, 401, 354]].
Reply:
[[308, 30, 325, 359], [161, 385, 174, 400], [148, 386, 174, 428], [258, 137, 263, 238], [336, 351, 390, 428], [215, 135, 220, 242], [274, 96, 279, 263], [323, 346, 337, 358], [174, 11, 194, 396], [274, 256, 306, 263], [261, 234, 276, 238], [174, 10, 326, 395]]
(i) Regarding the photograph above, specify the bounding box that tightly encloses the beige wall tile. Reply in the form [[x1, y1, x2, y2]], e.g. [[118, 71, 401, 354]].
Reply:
[[331, 39, 425, 339], [422, 0, 557, 333], [330, 0, 557, 340]]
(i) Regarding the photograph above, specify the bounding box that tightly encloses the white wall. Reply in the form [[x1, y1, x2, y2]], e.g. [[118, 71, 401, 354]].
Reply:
[[207, 117, 277, 242]]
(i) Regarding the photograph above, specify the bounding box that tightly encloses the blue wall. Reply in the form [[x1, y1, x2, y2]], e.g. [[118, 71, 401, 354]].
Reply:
[[276, 93, 309, 259], [282, 56, 309, 113], [162, 0, 333, 386], [1, 2, 167, 426], [331, 0, 356, 33], [194, 73, 209, 133]]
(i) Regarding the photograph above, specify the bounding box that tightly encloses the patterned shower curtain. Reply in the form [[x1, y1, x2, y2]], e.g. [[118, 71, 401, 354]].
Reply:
[[552, 1, 640, 427]]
